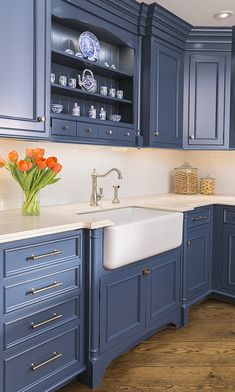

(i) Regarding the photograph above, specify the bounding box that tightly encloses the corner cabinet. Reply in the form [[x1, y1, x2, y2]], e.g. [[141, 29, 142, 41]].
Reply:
[[183, 52, 231, 149], [142, 39, 184, 148], [0, 0, 50, 138]]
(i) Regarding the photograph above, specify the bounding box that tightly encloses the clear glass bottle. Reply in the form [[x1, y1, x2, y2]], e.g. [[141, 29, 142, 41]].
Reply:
[[72, 102, 80, 116], [99, 107, 106, 120], [89, 105, 96, 119], [174, 162, 198, 195]]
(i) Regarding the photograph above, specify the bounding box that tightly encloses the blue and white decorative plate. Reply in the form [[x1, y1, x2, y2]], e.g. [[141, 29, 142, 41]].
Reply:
[[78, 31, 101, 62]]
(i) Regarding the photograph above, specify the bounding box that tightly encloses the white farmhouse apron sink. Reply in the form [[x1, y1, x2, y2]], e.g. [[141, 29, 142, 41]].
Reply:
[[79, 207, 183, 269]]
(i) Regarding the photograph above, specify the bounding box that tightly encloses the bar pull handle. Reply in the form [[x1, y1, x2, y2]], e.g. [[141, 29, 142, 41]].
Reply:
[[31, 352, 62, 371], [192, 216, 207, 222], [29, 281, 62, 295], [30, 313, 62, 329], [27, 249, 63, 261]]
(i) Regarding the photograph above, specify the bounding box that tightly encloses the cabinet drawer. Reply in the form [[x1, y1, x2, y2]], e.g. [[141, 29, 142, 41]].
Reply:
[[4, 236, 80, 277], [51, 119, 77, 136], [4, 297, 79, 349], [186, 208, 211, 228], [99, 125, 117, 140], [223, 208, 235, 224], [77, 123, 99, 138], [4, 327, 80, 392], [4, 267, 79, 313], [117, 128, 136, 142]]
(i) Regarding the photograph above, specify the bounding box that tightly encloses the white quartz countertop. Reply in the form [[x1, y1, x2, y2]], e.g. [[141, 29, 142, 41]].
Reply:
[[1, 193, 235, 243]]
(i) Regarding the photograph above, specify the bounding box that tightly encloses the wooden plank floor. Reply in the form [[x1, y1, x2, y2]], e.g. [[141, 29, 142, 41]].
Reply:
[[59, 299, 235, 391]]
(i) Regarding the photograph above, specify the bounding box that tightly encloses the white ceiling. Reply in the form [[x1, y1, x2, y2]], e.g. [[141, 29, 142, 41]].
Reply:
[[137, 0, 235, 26]]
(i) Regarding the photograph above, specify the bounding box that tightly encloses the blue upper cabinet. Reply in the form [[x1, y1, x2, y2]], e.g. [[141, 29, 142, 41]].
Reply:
[[0, 0, 50, 138], [230, 27, 235, 148], [141, 4, 190, 148], [184, 52, 231, 149], [183, 29, 232, 149]]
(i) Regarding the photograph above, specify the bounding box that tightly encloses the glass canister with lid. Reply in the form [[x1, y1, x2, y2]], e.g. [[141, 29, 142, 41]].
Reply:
[[174, 162, 198, 195]]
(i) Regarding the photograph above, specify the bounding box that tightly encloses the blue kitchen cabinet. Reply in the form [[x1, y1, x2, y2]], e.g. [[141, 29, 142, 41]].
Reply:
[[221, 227, 235, 292], [99, 263, 146, 353], [50, 0, 141, 147], [213, 206, 235, 297], [0, 230, 85, 392], [182, 207, 212, 325], [83, 228, 181, 389], [142, 39, 184, 148], [0, 0, 50, 138], [140, 3, 191, 148], [146, 251, 181, 328], [183, 52, 231, 149]]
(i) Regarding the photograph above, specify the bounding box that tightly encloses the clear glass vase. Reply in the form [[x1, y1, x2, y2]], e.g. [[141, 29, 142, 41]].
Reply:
[[22, 192, 40, 216]]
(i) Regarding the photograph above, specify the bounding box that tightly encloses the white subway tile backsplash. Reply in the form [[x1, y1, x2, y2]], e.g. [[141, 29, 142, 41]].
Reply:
[[0, 139, 184, 210], [3, 139, 235, 210]]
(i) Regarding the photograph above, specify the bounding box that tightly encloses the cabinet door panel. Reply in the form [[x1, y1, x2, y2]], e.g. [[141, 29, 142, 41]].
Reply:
[[146, 250, 180, 328], [151, 42, 183, 147], [185, 226, 211, 299], [222, 227, 235, 292], [0, 0, 48, 136], [100, 265, 145, 353], [185, 53, 230, 147]]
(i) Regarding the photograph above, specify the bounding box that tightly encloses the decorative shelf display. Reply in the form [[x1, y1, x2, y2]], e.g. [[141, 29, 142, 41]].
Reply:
[[50, 9, 137, 145]]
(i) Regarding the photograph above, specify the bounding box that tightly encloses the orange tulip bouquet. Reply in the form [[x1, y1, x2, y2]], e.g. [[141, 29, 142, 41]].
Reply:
[[0, 148, 62, 216]]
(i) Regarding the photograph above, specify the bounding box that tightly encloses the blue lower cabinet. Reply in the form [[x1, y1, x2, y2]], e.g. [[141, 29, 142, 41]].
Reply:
[[84, 228, 181, 389], [99, 264, 146, 353], [146, 251, 180, 329], [4, 327, 80, 392], [0, 230, 85, 392], [212, 205, 235, 297], [221, 227, 235, 292], [182, 208, 212, 325]]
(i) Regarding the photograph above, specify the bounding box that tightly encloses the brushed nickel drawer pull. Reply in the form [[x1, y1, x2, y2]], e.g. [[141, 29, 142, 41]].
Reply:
[[192, 216, 207, 222], [106, 129, 113, 135], [85, 128, 92, 133], [125, 132, 130, 137], [31, 313, 62, 329], [187, 240, 192, 246], [31, 352, 62, 371], [62, 124, 69, 130], [30, 281, 62, 295], [28, 249, 63, 261]]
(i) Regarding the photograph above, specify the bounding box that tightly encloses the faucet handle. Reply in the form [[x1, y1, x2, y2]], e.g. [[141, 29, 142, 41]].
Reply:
[[112, 185, 120, 204]]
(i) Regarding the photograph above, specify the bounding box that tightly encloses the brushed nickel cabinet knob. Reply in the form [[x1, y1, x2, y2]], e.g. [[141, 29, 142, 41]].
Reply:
[[106, 130, 113, 135], [153, 131, 160, 137], [143, 268, 150, 276], [37, 116, 46, 123], [62, 124, 69, 130], [190, 134, 195, 140]]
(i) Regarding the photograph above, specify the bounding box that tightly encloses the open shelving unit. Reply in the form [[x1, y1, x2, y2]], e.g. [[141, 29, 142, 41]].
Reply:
[[50, 13, 137, 145]]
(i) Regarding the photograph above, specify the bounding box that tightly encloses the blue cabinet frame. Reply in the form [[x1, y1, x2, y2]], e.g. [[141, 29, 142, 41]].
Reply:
[[0, 0, 50, 138]]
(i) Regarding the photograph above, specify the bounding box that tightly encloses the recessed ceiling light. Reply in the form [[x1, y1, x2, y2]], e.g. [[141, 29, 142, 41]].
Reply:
[[214, 10, 233, 20]]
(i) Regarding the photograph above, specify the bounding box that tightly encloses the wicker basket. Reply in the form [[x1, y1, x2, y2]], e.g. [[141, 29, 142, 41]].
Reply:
[[174, 162, 198, 195]]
